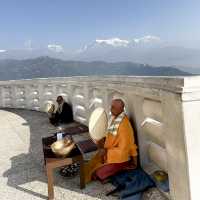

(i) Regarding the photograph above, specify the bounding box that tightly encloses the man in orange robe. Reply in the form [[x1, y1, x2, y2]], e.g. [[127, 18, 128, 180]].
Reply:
[[84, 99, 137, 184]]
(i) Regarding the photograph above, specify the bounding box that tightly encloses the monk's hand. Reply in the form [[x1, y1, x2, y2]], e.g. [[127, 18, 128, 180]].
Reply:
[[98, 148, 107, 162], [96, 137, 105, 149]]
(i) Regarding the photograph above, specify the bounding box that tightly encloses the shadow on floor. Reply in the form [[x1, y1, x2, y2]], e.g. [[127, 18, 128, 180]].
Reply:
[[2, 108, 113, 200]]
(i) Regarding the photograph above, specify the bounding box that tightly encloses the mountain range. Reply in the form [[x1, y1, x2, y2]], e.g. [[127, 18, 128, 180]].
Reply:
[[0, 36, 200, 74], [0, 56, 190, 81]]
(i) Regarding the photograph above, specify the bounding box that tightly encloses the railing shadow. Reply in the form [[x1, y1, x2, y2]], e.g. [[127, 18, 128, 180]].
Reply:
[[2, 108, 114, 200]]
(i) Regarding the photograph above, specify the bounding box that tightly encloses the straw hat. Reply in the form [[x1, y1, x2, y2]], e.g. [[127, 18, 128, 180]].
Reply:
[[89, 107, 108, 141], [51, 138, 75, 157]]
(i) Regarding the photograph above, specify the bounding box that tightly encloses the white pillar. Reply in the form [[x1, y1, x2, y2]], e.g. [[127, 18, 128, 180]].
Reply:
[[162, 91, 190, 200], [181, 88, 200, 200]]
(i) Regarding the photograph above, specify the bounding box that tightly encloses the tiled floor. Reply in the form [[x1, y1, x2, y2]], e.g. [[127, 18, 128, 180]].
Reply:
[[0, 108, 167, 200]]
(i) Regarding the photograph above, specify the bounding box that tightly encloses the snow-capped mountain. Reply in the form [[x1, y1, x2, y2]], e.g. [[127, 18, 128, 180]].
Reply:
[[1, 35, 200, 70], [77, 35, 161, 53], [75, 36, 200, 68]]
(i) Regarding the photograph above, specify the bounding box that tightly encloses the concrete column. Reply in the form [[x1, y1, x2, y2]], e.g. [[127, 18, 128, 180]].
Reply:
[[181, 96, 200, 200], [162, 91, 190, 200]]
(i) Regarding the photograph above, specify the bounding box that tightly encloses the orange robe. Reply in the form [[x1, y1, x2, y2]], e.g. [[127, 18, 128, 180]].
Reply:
[[84, 116, 137, 183]]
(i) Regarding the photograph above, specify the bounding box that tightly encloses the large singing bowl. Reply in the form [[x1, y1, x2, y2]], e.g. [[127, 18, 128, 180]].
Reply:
[[89, 107, 108, 141], [51, 139, 75, 157]]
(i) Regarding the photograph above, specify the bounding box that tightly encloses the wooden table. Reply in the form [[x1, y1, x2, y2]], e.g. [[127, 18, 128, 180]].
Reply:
[[42, 123, 97, 200], [45, 151, 85, 200], [42, 137, 85, 200]]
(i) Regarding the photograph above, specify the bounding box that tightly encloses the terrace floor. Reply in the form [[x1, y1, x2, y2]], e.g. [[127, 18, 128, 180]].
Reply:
[[0, 108, 167, 200]]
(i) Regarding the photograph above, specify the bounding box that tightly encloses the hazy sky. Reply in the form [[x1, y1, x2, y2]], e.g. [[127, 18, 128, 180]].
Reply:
[[0, 0, 200, 50]]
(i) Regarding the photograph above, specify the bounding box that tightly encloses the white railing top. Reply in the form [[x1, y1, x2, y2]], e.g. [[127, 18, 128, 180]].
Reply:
[[0, 75, 200, 92]]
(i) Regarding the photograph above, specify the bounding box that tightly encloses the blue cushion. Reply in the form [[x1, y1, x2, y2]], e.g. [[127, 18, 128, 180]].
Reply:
[[111, 168, 155, 199]]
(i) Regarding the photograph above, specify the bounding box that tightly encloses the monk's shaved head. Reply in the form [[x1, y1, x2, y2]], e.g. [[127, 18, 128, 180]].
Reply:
[[111, 99, 125, 117], [113, 99, 124, 110]]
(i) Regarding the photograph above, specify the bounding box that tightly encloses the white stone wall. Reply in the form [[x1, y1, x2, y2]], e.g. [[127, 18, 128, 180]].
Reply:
[[0, 75, 200, 200]]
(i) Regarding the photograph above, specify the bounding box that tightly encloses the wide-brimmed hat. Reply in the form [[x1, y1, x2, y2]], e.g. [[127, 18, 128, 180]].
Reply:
[[89, 107, 108, 141]]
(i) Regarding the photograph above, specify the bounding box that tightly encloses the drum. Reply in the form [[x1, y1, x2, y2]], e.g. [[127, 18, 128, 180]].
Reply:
[[89, 107, 108, 142]]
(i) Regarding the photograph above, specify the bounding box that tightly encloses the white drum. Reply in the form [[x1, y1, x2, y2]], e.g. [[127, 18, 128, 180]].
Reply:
[[89, 107, 108, 141]]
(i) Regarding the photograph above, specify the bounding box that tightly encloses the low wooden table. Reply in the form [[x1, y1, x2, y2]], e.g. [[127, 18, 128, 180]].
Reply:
[[42, 136, 85, 200], [42, 123, 97, 200]]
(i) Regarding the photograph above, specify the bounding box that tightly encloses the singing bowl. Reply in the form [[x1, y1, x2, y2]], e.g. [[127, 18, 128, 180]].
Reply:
[[51, 139, 75, 157], [152, 170, 168, 182]]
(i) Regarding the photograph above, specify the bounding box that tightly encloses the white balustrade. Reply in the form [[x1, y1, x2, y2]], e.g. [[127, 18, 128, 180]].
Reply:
[[0, 75, 200, 200]]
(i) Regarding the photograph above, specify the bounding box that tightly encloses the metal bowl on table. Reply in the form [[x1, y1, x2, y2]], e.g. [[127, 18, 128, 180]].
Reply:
[[51, 138, 75, 157]]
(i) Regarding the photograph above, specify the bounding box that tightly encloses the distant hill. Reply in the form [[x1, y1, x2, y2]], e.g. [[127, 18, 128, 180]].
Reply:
[[0, 56, 191, 81], [1, 37, 200, 69]]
